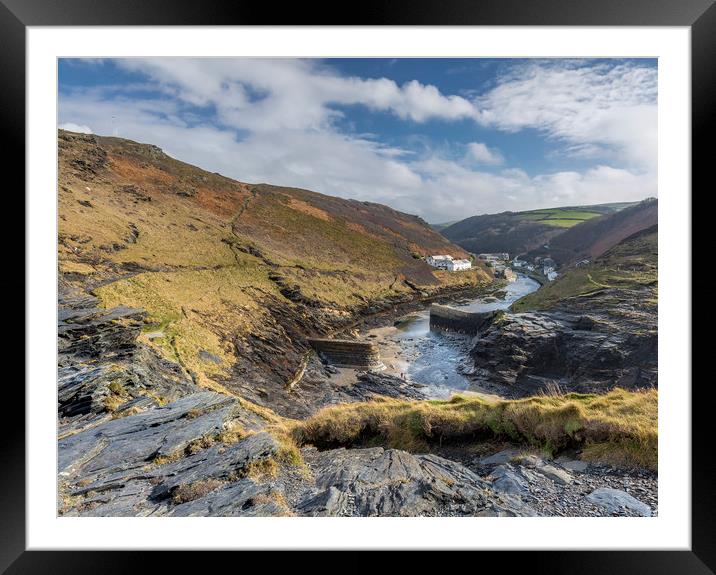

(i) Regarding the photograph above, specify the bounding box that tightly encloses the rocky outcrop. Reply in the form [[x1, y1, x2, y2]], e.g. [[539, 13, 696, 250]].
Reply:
[[585, 487, 652, 517], [467, 298, 657, 396], [58, 390, 277, 516], [429, 304, 499, 335], [58, 297, 145, 360], [295, 447, 535, 517], [58, 131, 108, 179], [470, 448, 656, 517], [58, 288, 197, 436], [344, 371, 427, 401]]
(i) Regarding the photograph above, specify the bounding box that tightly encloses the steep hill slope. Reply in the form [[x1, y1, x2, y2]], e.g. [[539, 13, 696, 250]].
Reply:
[[468, 226, 658, 396], [513, 224, 658, 313], [58, 130, 490, 414], [441, 203, 637, 257], [527, 198, 657, 265]]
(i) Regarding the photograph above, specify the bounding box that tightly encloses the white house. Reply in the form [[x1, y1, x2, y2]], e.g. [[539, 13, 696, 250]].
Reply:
[[446, 259, 472, 272], [426, 255, 453, 269], [546, 270, 559, 282]]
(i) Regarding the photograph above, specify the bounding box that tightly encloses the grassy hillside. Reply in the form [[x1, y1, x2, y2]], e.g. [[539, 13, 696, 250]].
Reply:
[[58, 130, 490, 397], [528, 198, 657, 265], [518, 206, 614, 228], [441, 203, 635, 256], [512, 225, 658, 313], [430, 221, 458, 232]]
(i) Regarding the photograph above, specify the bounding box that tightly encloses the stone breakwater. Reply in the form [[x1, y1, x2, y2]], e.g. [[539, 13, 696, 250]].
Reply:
[[307, 338, 381, 368], [429, 304, 499, 336]]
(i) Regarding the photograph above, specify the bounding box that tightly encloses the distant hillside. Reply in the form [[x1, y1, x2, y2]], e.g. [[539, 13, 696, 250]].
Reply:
[[441, 203, 635, 257], [430, 221, 458, 232], [512, 224, 658, 313], [528, 198, 657, 265], [58, 130, 489, 410]]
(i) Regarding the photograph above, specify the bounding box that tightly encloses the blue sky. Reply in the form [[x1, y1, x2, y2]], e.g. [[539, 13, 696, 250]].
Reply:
[[58, 58, 657, 223]]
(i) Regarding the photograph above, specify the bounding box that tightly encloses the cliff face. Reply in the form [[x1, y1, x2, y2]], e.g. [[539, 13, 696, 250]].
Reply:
[[468, 227, 658, 396], [58, 130, 490, 412]]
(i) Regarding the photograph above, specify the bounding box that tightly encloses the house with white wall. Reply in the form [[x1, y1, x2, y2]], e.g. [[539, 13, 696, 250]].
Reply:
[[446, 259, 472, 271], [426, 255, 453, 269]]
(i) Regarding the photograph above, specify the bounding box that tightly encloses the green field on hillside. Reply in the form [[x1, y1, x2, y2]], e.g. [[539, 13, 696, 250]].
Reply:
[[519, 208, 604, 228]]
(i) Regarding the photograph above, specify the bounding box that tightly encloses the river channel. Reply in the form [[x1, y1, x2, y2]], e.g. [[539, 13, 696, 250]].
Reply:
[[361, 274, 540, 399]]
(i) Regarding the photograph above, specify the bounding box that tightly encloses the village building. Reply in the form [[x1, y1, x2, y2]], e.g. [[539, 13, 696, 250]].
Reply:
[[426, 255, 453, 269], [426, 254, 471, 272], [446, 258, 472, 272], [546, 270, 559, 282]]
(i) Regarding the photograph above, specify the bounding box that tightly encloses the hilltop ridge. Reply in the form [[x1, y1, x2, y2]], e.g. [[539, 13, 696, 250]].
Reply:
[[441, 202, 641, 257], [526, 198, 657, 265]]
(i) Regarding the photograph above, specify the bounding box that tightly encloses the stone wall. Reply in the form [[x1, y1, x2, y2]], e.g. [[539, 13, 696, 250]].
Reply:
[[429, 304, 498, 336], [307, 338, 382, 368]]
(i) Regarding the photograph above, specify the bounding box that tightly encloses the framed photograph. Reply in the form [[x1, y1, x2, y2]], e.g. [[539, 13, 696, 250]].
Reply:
[[12, 0, 710, 570]]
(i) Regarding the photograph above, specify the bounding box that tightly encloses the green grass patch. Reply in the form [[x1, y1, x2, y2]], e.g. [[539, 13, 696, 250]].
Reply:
[[518, 208, 603, 228]]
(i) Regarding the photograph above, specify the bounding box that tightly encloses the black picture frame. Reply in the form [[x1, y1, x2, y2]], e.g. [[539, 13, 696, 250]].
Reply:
[[9, 0, 709, 571]]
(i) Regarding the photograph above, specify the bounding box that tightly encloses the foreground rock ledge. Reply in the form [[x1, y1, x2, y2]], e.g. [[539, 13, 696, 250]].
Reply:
[[58, 391, 536, 517]]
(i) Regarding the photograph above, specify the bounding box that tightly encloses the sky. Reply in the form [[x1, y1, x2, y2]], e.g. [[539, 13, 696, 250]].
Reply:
[[58, 58, 657, 224]]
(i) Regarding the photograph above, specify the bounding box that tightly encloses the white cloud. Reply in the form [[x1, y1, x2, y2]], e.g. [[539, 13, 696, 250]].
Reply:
[[473, 62, 658, 172], [466, 142, 504, 165], [59, 122, 92, 134], [113, 58, 478, 132], [58, 59, 657, 222]]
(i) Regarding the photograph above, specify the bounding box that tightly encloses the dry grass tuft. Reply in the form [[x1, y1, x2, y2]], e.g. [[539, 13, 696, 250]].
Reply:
[[243, 458, 280, 482], [292, 388, 657, 469], [171, 479, 224, 504]]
